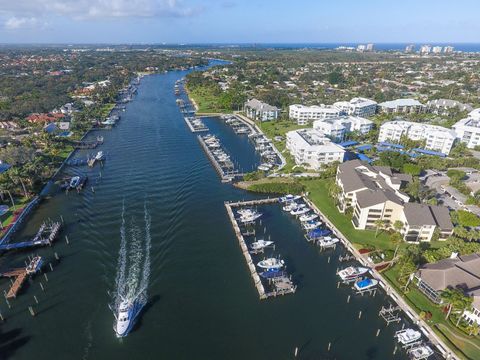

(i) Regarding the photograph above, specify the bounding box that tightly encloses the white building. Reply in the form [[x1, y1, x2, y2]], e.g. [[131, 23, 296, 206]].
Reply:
[[420, 45, 432, 54], [286, 129, 345, 170], [452, 109, 480, 148], [378, 120, 456, 155], [313, 116, 373, 141], [244, 99, 280, 122], [405, 44, 415, 53], [333, 97, 377, 118], [432, 46, 443, 54], [444, 46, 455, 53], [366, 43, 374, 52], [288, 104, 342, 125], [378, 99, 425, 114]]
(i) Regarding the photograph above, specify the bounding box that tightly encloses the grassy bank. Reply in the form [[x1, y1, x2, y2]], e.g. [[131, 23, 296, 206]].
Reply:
[[235, 177, 305, 194], [186, 86, 228, 113]]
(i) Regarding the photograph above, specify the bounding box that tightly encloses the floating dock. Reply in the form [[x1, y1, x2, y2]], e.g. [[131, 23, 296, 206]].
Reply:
[[225, 198, 296, 300], [184, 117, 209, 133], [0, 221, 61, 251]]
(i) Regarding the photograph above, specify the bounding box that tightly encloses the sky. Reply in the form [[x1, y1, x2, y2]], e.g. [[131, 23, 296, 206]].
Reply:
[[0, 0, 480, 44]]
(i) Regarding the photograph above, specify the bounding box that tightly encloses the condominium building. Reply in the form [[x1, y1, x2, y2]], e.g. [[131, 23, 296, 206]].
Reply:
[[378, 99, 425, 114], [333, 97, 377, 118], [244, 98, 280, 122], [444, 46, 455, 53], [378, 120, 456, 155], [405, 44, 415, 53], [432, 46, 443, 54], [426, 99, 473, 115], [288, 104, 342, 125], [366, 43, 374, 52], [336, 160, 453, 241], [313, 116, 373, 141], [452, 109, 480, 148], [420, 45, 432, 54], [286, 129, 345, 170]]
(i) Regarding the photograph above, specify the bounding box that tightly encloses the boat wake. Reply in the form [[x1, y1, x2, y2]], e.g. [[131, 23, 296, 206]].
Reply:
[[110, 201, 151, 337]]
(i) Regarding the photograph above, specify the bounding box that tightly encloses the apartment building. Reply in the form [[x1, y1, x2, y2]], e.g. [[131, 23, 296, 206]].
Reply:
[[244, 98, 280, 122], [378, 99, 425, 114], [313, 116, 374, 141], [286, 129, 345, 170], [452, 109, 480, 148], [426, 99, 473, 115], [336, 160, 452, 241], [288, 104, 342, 125], [333, 97, 377, 118], [378, 120, 456, 155]]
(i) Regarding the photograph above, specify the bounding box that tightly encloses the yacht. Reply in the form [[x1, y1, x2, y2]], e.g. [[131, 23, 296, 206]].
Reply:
[[300, 213, 318, 222], [257, 258, 284, 270], [290, 207, 310, 216], [408, 345, 434, 360], [239, 211, 262, 223], [353, 278, 378, 292], [69, 176, 81, 189], [259, 268, 285, 279], [114, 298, 144, 338], [250, 239, 274, 251], [95, 151, 104, 161], [317, 236, 340, 247], [279, 194, 301, 203], [306, 228, 332, 240], [395, 328, 422, 346], [283, 202, 305, 212], [303, 220, 322, 230], [337, 266, 370, 281]]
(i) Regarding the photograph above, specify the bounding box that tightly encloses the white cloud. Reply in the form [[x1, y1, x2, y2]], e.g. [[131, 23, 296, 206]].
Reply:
[[0, 0, 200, 22], [4, 16, 41, 30]]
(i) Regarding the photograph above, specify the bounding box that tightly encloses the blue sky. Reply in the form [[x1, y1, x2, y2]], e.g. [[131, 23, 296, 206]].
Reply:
[[0, 0, 479, 44]]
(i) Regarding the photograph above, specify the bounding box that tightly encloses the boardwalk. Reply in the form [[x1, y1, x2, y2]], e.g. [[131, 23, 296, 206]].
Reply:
[[302, 196, 459, 360]]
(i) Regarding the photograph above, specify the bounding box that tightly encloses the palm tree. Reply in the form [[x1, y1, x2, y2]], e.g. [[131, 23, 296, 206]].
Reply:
[[393, 220, 404, 233], [440, 288, 472, 324], [467, 323, 479, 336], [7, 167, 28, 198], [374, 219, 386, 238]]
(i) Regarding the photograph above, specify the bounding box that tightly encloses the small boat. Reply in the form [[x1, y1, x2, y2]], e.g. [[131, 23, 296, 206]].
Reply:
[[259, 269, 286, 279], [408, 345, 434, 360], [239, 212, 262, 223], [95, 151, 104, 160], [318, 236, 340, 248], [250, 239, 274, 251], [282, 202, 299, 211], [290, 207, 310, 216], [300, 213, 318, 222], [69, 176, 81, 188], [306, 228, 332, 240], [257, 258, 284, 270], [395, 328, 422, 345], [303, 220, 322, 230], [114, 298, 144, 338], [257, 164, 272, 171], [337, 266, 369, 281], [279, 194, 302, 203], [26, 256, 43, 274], [353, 278, 378, 292]]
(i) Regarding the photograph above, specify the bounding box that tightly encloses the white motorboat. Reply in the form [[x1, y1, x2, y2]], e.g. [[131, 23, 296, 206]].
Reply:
[[337, 266, 370, 281], [239, 212, 262, 223], [95, 151, 104, 160], [303, 220, 322, 230], [114, 297, 144, 338], [257, 258, 284, 269], [353, 278, 378, 292], [395, 328, 422, 345], [282, 202, 299, 212], [258, 164, 272, 171], [69, 176, 81, 188], [300, 213, 318, 222], [290, 207, 310, 216], [279, 194, 301, 203], [250, 239, 274, 251], [237, 208, 256, 217], [318, 236, 340, 247], [408, 345, 434, 360]]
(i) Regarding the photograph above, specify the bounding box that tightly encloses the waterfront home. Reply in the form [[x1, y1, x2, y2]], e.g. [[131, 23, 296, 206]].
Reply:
[[335, 160, 453, 241], [333, 97, 377, 118], [378, 99, 425, 114], [416, 253, 480, 326], [244, 99, 280, 122], [378, 120, 456, 155], [289, 104, 342, 125], [452, 108, 480, 149], [286, 129, 345, 170]]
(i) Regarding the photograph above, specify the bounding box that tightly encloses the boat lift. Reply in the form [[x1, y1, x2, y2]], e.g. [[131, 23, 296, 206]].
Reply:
[[0, 221, 61, 251], [379, 305, 402, 325]]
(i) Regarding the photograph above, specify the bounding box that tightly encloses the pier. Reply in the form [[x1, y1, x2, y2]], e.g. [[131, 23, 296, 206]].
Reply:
[[1, 256, 43, 299], [0, 221, 61, 251], [224, 198, 296, 300], [184, 116, 209, 133]]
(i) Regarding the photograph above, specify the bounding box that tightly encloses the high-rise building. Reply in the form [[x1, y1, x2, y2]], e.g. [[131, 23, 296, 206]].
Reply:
[[405, 44, 415, 53], [420, 45, 432, 54], [366, 43, 374, 52], [357, 44, 366, 52], [432, 46, 443, 54], [444, 46, 455, 53]]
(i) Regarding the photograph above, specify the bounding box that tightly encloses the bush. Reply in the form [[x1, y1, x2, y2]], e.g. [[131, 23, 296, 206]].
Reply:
[[247, 181, 305, 194]]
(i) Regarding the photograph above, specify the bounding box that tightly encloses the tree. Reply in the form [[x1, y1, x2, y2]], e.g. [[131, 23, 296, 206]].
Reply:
[[455, 210, 480, 228], [393, 220, 404, 233], [403, 163, 422, 176], [374, 219, 386, 238], [440, 288, 472, 325]]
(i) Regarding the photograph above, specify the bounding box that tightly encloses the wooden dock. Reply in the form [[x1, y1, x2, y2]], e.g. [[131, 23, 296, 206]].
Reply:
[[184, 117, 208, 133], [1, 257, 43, 299]]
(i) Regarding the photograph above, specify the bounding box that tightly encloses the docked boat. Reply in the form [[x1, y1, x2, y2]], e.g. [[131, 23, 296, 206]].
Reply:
[[408, 345, 434, 359], [258, 164, 272, 171], [114, 298, 144, 338], [306, 228, 332, 241], [69, 176, 81, 188], [26, 256, 43, 274], [317, 236, 340, 247], [337, 266, 370, 281], [395, 328, 422, 346], [279, 194, 301, 203], [300, 213, 318, 222], [303, 220, 322, 230], [257, 258, 284, 270], [290, 207, 310, 216], [283, 202, 305, 212], [239, 211, 262, 223], [259, 268, 286, 279], [250, 239, 274, 251], [353, 278, 378, 292], [95, 151, 104, 161]]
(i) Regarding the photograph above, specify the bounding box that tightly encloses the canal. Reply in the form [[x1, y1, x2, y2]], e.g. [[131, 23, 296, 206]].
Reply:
[[0, 65, 408, 359]]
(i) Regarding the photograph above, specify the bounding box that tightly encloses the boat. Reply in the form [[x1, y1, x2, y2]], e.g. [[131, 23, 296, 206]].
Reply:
[[259, 268, 286, 279], [282, 202, 299, 211], [279, 194, 302, 203], [26, 256, 43, 274], [250, 239, 274, 251], [303, 220, 322, 230], [257, 258, 284, 270], [114, 297, 144, 338], [290, 207, 310, 216], [317, 236, 340, 247], [353, 278, 378, 292], [300, 213, 318, 222], [95, 151, 104, 160], [337, 266, 370, 281], [306, 228, 332, 240], [258, 164, 272, 171], [237, 208, 256, 217], [395, 328, 422, 345], [239, 211, 262, 223], [69, 176, 81, 188], [408, 345, 434, 359]]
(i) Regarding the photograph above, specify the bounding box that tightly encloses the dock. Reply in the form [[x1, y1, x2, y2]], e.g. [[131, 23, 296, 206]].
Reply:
[[1, 256, 43, 299], [225, 198, 296, 300], [184, 116, 209, 133], [0, 221, 61, 251]]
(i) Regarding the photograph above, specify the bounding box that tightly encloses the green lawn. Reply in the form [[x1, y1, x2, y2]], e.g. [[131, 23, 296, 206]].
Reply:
[[99, 103, 115, 118], [0, 197, 31, 230], [186, 87, 227, 113], [302, 178, 396, 250]]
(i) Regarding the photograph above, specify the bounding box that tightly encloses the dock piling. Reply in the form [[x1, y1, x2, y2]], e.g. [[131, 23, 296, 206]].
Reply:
[[328, 342, 331, 351], [40, 282, 45, 292], [43, 273, 48, 282], [28, 306, 35, 317], [376, 328, 381, 337], [65, 235, 69, 244], [49, 263, 53, 272], [347, 295, 351, 303], [358, 310, 362, 319], [34, 295, 39, 304]]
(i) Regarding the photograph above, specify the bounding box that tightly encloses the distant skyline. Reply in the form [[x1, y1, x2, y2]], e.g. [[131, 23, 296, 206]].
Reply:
[[1, 0, 480, 44]]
